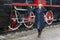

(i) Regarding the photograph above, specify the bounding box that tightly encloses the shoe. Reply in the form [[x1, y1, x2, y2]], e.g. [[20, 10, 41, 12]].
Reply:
[[37, 35, 40, 38]]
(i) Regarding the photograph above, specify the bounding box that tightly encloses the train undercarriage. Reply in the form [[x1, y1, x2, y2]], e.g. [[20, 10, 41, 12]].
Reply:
[[8, 6, 35, 30]]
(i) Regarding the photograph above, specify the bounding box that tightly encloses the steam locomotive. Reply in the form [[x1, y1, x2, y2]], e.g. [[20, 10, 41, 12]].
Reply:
[[0, 0, 60, 31]]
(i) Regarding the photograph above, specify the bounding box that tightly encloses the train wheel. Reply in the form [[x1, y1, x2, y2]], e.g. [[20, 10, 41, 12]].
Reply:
[[45, 10, 53, 25], [8, 18, 21, 31], [24, 12, 35, 28], [8, 12, 21, 31]]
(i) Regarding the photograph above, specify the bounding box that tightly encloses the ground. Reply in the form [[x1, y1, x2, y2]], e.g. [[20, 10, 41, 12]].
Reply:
[[13, 26, 60, 40], [0, 22, 60, 40]]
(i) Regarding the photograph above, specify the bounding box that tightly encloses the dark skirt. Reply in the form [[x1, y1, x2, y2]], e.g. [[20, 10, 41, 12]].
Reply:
[[35, 20, 45, 29]]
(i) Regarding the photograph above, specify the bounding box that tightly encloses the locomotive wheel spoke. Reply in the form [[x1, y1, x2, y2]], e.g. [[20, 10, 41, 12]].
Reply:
[[45, 10, 53, 25], [8, 18, 21, 31], [24, 12, 35, 28]]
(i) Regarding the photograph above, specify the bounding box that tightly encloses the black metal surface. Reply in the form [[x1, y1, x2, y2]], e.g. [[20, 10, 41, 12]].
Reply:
[[13, 0, 34, 4], [46, 0, 60, 5]]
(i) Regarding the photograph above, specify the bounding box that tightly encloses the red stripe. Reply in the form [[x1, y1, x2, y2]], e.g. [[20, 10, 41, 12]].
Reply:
[[12, 3, 37, 6], [12, 3, 60, 7]]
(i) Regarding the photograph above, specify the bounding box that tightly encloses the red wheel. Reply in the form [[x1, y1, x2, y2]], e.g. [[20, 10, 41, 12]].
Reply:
[[8, 13, 21, 30], [24, 12, 35, 28], [45, 10, 53, 25], [8, 18, 21, 30]]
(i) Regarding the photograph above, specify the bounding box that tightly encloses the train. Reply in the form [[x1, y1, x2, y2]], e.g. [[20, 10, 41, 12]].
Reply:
[[0, 0, 60, 31]]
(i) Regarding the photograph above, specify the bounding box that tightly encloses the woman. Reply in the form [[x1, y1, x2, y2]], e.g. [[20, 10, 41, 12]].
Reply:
[[33, 4, 47, 38]]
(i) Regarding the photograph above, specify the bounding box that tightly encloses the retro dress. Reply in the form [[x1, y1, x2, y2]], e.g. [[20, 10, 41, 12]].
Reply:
[[33, 7, 46, 29]]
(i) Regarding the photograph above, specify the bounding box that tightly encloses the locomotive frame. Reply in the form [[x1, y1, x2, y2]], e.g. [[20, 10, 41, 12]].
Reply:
[[0, 0, 60, 31]]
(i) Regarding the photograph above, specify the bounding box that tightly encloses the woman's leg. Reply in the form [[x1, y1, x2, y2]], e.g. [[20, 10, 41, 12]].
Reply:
[[37, 28, 43, 38]]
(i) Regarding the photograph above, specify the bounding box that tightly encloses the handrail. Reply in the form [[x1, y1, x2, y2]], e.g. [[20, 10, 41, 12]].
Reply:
[[14, 6, 27, 11]]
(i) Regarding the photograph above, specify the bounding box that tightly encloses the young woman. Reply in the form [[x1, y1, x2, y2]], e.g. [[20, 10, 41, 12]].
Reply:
[[33, 4, 47, 38]]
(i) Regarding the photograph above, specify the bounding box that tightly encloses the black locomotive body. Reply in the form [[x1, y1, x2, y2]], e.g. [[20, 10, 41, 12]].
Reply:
[[0, 0, 60, 31], [0, 0, 11, 29]]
